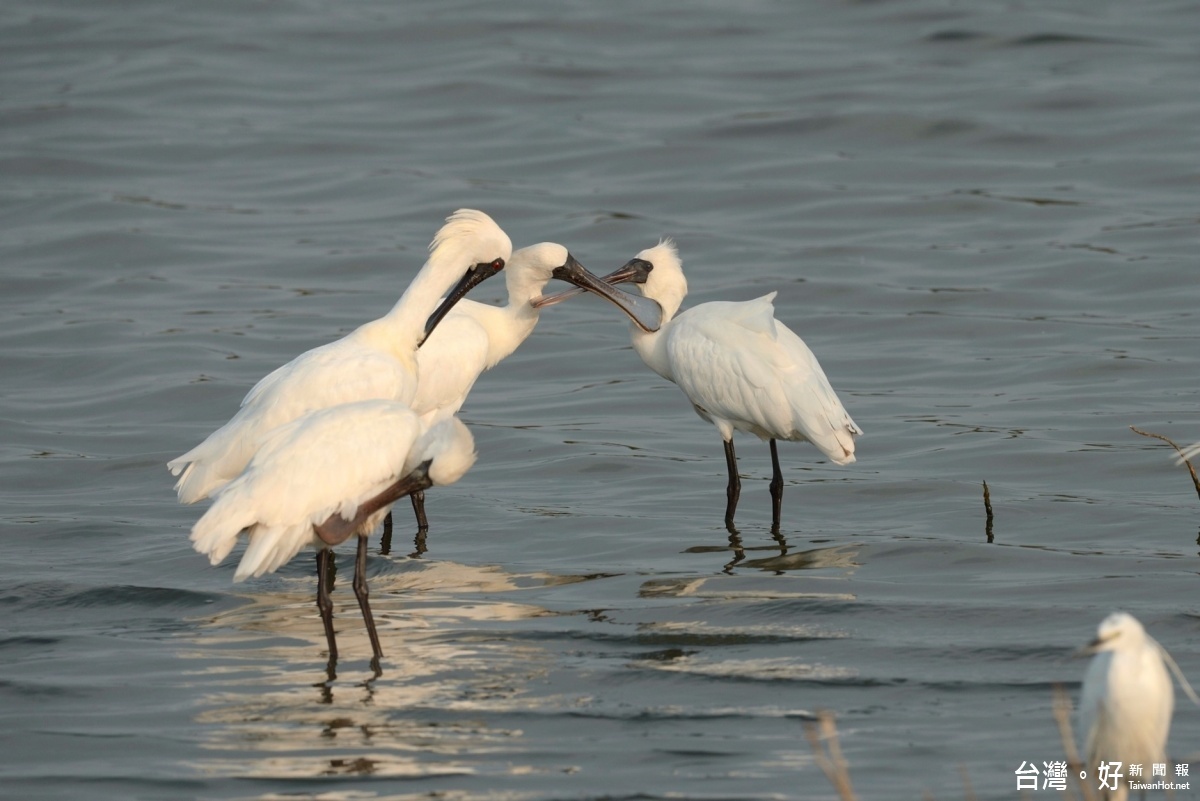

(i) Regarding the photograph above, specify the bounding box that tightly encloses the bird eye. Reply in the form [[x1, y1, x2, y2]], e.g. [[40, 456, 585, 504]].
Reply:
[[490, 258, 505, 271]]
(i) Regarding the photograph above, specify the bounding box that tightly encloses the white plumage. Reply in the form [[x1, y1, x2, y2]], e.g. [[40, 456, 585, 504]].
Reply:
[[538, 239, 859, 529], [189, 403, 477, 664], [412, 241, 662, 425], [168, 209, 511, 504], [190, 405, 472, 579], [1077, 612, 1176, 800], [655, 291, 860, 462]]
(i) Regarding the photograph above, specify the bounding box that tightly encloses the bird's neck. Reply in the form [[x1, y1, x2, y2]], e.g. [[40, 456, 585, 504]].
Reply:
[[629, 290, 681, 382], [493, 301, 539, 366], [631, 322, 675, 383], [383, 253, 464, 350], [466, 298, 540, 369]]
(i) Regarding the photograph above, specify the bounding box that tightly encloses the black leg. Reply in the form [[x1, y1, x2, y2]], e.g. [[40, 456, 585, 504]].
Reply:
[[723, 438, 741, 529], [411, 490, 429, 533], [379, 511, 393, 555], [316, 548, 338, 664], [769, 438, 784, 531], [353, 534, 384, 663]]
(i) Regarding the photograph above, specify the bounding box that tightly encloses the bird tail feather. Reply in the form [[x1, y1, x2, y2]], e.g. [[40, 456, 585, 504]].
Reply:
[[189, 493, 257, 571], [235, 524, 313, 581]]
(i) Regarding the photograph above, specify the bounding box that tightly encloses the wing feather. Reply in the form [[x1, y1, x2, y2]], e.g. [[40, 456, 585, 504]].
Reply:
[[169, 336, 415, 502], [666, 295, 859, 463], [189, 401, 425, 580]]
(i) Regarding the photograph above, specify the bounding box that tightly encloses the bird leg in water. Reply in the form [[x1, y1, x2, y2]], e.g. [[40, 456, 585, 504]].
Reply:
[[723, 439, 741, 529], [379, 512, 393, 555], [410, 527, 427, 559], [353, 534, 384, 662], [410, 490, 429, 533], [769, 439, 784, 531], [316, 548, 338, 664]]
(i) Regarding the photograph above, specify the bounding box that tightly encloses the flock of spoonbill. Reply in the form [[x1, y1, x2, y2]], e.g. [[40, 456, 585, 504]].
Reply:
[[173, 210, 658, 666], [171, 211, 1194, 782], [172, 209, 865, 665]]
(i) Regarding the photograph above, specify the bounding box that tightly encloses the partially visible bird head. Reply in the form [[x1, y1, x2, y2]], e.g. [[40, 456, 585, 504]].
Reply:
[[519, 243, 662, 332], [508, 242, 574, 295], [529, 238, 675, 329], [1080, 612, 1147, 656], [616, 238, 685, 322], [430, 209, 514, 270], [406, 417, 478, 489]]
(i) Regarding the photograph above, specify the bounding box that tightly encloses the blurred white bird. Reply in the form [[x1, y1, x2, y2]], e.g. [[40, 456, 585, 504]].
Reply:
[[1178, 439, 1200, 463], [536, 239, 860, 531], [401, 242, 662, 535], [190, 404, 477, 666], [168, 209, 511, 504], [1077, 612, 1198, 800]]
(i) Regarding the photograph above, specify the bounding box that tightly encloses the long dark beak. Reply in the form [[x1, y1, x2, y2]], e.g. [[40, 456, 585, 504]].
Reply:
[[314, 462, 435, 546], [533, 256, 661, 332], [1074, 633, 1110, 658], [422, 259, 506, 342]]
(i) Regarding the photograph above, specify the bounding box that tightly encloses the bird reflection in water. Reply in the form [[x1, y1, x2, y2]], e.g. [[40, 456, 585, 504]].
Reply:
[[186, 560, 579, 780], [683, 528, 858, 576]]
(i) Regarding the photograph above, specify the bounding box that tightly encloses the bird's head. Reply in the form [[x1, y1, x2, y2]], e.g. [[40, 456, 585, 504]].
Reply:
[[516, 243, 662, 332], [406, 417, 478, 489], [1078, 611, 1146, 656], [532, 238, 681, 326], [423, 209, 512, 338]]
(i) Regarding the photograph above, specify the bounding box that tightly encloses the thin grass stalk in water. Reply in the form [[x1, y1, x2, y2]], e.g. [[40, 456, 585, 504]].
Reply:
[[804, 710, 858, 801]]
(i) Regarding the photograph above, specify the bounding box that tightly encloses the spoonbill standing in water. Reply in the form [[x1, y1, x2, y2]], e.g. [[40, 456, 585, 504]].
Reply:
[[1077, 612, 1198, 800], [536, 239, 860, 531], [190, 405, 477, 668], [402, 242, 662, 537], [168, 209, 511, 505]]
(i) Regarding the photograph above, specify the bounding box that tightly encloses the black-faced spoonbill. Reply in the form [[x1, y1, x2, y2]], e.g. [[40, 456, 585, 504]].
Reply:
[[1077, 612, 1198, 800], [169, 209, 510, 504], [535, 239, 860, 531], [190, 405, 476, 669], [400, 242, 662, 539]]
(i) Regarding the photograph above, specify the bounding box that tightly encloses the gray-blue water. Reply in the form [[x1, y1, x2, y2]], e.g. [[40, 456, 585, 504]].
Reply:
[[3, 1, 1199, 798]]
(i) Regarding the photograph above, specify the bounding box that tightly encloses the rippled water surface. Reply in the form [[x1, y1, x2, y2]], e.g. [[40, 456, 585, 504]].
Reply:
[[3, 1, 1200, 798]]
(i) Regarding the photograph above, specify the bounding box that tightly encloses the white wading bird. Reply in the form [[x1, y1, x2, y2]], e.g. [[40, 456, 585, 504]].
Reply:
[[1077, 612, 1198, 801], [401, 242, 662, 534], [190, 404, 477, 666], [535, 239, 861, 531], [168, 209, 513, 504]]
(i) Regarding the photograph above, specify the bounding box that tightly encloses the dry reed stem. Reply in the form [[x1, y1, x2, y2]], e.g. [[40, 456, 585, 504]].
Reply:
[[982, 480, 994, 542], [1052, 684, 1097, 801], [1130, 426, 1200, 500], [959, 763, 978, 801], [804, 710, 858, 801]]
